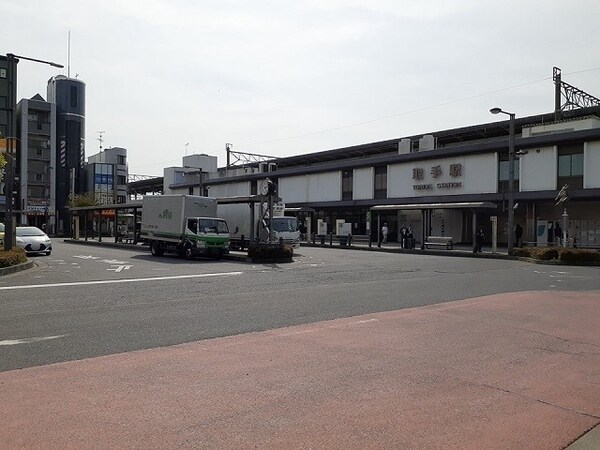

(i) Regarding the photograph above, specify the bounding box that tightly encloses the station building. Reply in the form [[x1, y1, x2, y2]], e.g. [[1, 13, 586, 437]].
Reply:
[[172, 106, 600, 248]]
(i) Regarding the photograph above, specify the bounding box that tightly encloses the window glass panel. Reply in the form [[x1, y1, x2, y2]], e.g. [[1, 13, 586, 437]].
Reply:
[[571, 153, 583, 176], [558, 155, 571, 177], [498, 160, 509, 181]]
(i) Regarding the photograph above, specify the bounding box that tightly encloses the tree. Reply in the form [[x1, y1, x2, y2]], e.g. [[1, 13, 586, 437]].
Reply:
[[70, 192, 99, 207], [0, 153, 6, 182]]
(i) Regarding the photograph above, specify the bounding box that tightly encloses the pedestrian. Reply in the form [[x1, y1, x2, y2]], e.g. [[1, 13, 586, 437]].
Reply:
[[474, 225, 484, 253], [547, 222, 554, 245], [554, 222, 562, 246], [400, 226, 407, 249], [407, 227, 414, 249], [515, 223, 523, 248], [381, 222, 388, 244]]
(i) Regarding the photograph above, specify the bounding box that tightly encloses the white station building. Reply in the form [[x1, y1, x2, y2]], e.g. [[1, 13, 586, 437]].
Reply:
[[159, 103, 600, 249]]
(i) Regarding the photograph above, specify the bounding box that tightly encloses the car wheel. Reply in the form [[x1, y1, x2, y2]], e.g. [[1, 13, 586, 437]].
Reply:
[[45, 251, 51, 256]]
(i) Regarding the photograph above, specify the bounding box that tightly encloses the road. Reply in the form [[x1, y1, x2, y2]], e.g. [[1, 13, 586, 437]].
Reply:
[[1, 241, 598, 371], [1, 241, 599, 448]]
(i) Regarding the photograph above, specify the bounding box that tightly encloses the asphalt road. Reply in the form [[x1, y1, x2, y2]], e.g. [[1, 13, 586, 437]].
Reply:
[[1, 241, 599, 372]]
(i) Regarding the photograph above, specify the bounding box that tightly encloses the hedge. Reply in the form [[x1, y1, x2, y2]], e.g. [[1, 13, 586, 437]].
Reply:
[[0, 248, 27, 268], [513, 247, 600, 264], [248, 243, 293, 260]]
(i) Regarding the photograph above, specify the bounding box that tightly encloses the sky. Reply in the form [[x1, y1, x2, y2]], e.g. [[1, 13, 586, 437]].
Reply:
[[4, 0, 600, 176]]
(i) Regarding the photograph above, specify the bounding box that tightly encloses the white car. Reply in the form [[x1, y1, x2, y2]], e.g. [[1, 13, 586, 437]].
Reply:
[[16, 226, 52, 255]]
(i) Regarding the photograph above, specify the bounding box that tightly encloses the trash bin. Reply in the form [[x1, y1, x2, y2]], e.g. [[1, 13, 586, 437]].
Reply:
[[339, 235, 347, 246], [319, 235, 325, 245]]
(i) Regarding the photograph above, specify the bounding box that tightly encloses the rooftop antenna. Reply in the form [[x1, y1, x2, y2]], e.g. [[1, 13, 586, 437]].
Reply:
[[97, 131, 105, 152], [67, 30, 71, 78]]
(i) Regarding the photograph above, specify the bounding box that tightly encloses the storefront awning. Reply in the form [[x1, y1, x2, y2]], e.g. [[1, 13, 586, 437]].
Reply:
[[370, 201, 497, 211]]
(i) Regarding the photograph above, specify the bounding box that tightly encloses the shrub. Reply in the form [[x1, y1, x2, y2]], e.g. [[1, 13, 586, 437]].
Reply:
[[248, 243, 293, 260], [0, 247, 27, 268], [512, 247, 532, 258], [530, 247, 560, 261], [558, 248, 600, 264]]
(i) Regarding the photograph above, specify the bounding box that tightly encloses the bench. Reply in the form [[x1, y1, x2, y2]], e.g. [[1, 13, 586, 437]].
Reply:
[[424, 236, 454, 250]]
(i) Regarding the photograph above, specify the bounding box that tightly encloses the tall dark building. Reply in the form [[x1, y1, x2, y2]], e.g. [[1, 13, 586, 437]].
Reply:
[[47, 75, 85, 235]]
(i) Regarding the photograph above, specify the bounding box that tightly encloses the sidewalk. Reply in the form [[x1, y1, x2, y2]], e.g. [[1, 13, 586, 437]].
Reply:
[[1, 290, 598, 448], [63, 237, 514, 262]]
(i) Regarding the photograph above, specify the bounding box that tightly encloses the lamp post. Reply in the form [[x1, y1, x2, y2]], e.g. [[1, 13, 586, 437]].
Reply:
[[3, 53, 63, 251], [490, 107, 516, 255]]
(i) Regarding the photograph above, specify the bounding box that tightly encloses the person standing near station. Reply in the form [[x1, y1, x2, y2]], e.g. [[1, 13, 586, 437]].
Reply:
[[515, 223, 523, 248], [474, 225, 484, 253], [554, 222, 562, 246], [400, 226, 407, 249], [381, 222, 389, 244]]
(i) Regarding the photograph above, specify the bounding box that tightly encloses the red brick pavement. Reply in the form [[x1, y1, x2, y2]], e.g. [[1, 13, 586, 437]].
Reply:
[[1, 290, 599, 449]]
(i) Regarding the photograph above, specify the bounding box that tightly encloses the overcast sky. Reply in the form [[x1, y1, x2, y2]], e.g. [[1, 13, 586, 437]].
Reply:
[[5, 0, 600, 176]]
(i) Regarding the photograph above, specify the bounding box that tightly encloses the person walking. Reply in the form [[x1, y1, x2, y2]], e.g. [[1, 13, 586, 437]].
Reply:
[[381, 222, 389, 244], [400, 226, 407, 249], [474, 225, 484, 253], [515, 223, 523, 248], [554, 222, 562, 246]]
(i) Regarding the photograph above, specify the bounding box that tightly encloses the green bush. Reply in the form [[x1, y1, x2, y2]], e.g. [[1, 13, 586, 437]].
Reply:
[[0, 247, 27, 268], [514, 246, 600, 264], [248, 243, 293, 260], [530, 247, 560, 261], [512, 248, 532, 258], [558, 248, 600, 264]]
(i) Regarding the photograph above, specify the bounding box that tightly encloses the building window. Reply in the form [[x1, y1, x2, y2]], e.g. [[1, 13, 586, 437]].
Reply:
[[117, 155, 126, 165], [70, 86, 78, 108], [117, 175, 126, 185], [498, 153, 519, 193], [374, 166, 387, 199], [342, 170, 353, 201], [250, 180, 257, 195], [117, 195, 126, 204], [558, 144, 583, 189]]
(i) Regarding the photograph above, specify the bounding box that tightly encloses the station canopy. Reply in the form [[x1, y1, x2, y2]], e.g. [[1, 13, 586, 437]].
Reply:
[[370, 202, 497, 211]]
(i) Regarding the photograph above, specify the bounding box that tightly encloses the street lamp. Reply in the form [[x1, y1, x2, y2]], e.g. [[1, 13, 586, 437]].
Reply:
[[490, 107, 516, 255], [3, 53, 63, 251]]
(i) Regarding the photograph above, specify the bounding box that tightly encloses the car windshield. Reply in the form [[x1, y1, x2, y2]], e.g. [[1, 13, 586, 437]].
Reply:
[[198, 219, 229, 234], [0, 223, 5, 232], [270, 217, 298, 232], [16, 227, 46, 237]]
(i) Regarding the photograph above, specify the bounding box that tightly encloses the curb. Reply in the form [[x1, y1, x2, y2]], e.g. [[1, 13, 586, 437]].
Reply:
[[0, 259, 34, 276]]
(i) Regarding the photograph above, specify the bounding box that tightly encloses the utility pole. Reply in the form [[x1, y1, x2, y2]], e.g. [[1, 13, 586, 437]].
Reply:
[[2, 52, 63, 250]]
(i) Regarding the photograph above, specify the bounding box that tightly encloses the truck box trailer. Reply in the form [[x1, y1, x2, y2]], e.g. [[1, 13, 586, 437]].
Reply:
[[217, 201, 299, 249], [140, 195, 230, 258]]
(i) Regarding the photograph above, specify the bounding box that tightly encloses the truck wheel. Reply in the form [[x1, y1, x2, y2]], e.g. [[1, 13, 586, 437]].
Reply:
[[150, 241, 164, 256], [178, 242, 194, 260]]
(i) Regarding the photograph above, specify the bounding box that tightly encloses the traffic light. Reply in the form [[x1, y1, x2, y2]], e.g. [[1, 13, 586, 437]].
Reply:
[[267, 179, 277, 196]]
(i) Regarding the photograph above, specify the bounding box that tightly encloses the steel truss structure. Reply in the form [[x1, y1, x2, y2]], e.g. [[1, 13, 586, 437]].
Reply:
[[226, 143, 276, 168], [554, 67, 600, 117]]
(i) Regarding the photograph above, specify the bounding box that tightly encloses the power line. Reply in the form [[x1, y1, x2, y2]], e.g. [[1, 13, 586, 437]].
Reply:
[[235, 66, 600, 148]]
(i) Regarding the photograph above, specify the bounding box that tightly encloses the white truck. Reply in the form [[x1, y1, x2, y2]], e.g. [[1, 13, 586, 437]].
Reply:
[[217, 201, 300, 250], [140, 195, 230, 258]]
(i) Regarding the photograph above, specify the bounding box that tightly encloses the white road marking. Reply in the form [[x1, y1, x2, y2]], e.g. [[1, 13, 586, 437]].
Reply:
[[101, 259, 127, 265], [0, 271, 243, 291], [73, 255, 100, 260], [0, 334, 68, 346], [107, 264, 132, 272]]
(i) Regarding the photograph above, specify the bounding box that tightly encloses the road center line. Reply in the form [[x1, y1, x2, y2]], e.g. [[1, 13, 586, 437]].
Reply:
[[0, 272, 243, 291], [0, 334, 68, 346]]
